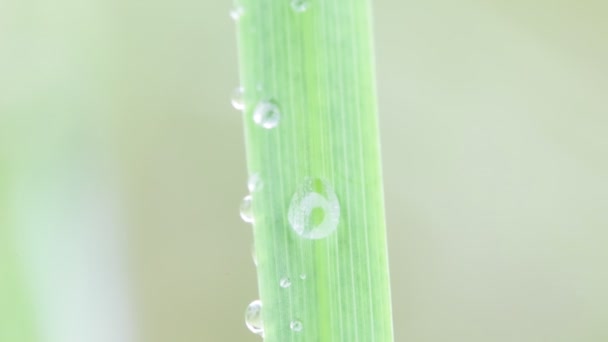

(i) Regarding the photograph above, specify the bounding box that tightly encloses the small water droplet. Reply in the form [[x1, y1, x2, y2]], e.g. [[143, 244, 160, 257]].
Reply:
[[299, 274, 307, 280], [231, 86, 245, 110], [280, 277, 292, 288], [230, 1, 244, 21], [240, 195, 254, 223], [251, 244, 258, 266], [291, 0, 309, 12], [245, 300, 264, 336], [253, 100, 280, 129], [248, 173, 263, 192], [290, 320, 303, 332], [288, 177, 340, 239]]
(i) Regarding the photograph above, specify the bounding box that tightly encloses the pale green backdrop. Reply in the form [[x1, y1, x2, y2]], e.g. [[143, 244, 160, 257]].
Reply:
[[1, 0, 607, 341]]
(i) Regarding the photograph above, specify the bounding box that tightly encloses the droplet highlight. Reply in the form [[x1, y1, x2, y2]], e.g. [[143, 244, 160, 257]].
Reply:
[[299, 274, 307, 280], [248, 173, 263, 192], [245, 300, 264, 336], [240, 195, 254, 223], [291, 0, 309, 12], [231, 86, 245, 111], [288, 177, 340, 239], [280, 277, 292, 288], [253, 100, 280, 129], [290, 320, 303, 332]]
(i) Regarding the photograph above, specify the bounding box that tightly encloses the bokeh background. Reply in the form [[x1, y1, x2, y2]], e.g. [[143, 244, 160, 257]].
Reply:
[[1, 0, 607, 341]]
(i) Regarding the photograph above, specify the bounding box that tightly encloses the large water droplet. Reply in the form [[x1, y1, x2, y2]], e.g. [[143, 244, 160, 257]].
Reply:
[[290, 320, 303, 332], [248, 173, 263, 192], [291, 0, 309, 12], [231, 86, 245, 110], [240, 195, 254, 223], [253, 100, 280, 129], [245, 300, 264, 336], [280, 277, 292, 288], [288, 177, 340, 239]]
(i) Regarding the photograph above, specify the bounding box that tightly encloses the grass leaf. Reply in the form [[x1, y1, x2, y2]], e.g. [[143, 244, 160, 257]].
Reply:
[[235, 1, 393, 340]]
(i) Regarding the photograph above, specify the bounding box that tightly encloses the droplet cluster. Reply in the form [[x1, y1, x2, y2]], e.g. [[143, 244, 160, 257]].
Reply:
[[231, 3, 332, 333]]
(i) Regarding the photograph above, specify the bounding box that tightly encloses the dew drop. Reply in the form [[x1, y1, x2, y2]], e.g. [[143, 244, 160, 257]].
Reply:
[[299, 274, 307, 280], [231, 86, 245, 111], [230, 7, 244, 20], [253, 100, 280, 129], [291, 0, 309, 12], [245, 300, 264, 336], [290, 320, 303, 332], [240, 195, 254, 223], [251, 244, 258, 266], [248, 173, 263, 192], [288, 177, 340, 239], [280, 277, 292, 288], [230, 0, 244, 21]]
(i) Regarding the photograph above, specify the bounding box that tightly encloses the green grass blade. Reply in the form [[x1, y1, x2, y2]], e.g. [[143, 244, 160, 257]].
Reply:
[[235, 1, 393, 341]]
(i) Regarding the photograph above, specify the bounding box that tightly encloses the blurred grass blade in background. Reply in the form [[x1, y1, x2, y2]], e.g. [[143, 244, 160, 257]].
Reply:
[[234, 0, 394, 341], [0, 173, 37, 342]]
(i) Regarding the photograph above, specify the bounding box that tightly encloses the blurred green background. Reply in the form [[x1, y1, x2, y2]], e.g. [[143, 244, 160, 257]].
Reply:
[[1, 0, 607, 341]]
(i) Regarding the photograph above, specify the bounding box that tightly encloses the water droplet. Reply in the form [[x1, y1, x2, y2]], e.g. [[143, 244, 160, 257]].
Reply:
[[253, 100, 280, 129], [291, 0, 309, 12], [245, 300, 264, 336], [240, 195, 254, 223], [280, 277, 292, 288], [299, 274, 307, 280], [290, 320, 303, 332], [230, 0, 244, 21], [248, 173, 263, 192], [231, 86, 245, 110], [251, 244, 258, 266], [288, 177, 340, 239]]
